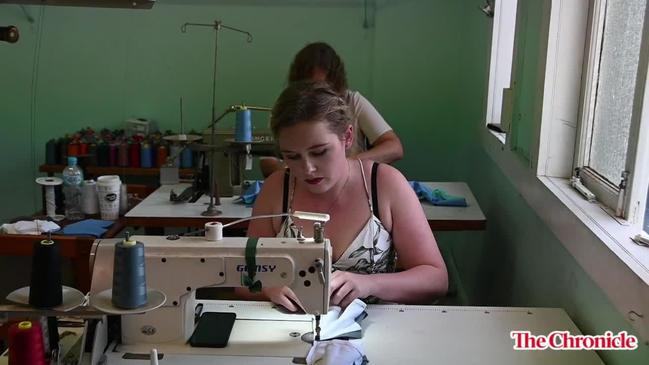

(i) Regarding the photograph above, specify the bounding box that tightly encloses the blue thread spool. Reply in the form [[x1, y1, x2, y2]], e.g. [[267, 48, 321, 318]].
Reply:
[[235, 109, 252, 142], [140, 143, 152, 168], [112, 238, 147, 309], [180, 147, 193, 168], [150, 143, 158, 167]]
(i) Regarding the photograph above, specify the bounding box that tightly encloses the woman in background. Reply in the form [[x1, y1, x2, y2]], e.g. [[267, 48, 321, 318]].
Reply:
[[260, 42, 404, 177]]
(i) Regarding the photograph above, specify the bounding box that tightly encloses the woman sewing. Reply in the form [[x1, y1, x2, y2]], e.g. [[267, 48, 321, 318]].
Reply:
[[242, 81, 447, 311]]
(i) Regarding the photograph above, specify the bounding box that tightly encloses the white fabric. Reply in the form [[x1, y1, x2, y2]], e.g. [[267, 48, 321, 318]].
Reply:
[[1, 220, 60, 235], [344, 90, 393, 155], [305, 299, 368, 365], [319, 299, 367, 340], [306, 339, 365, 365]]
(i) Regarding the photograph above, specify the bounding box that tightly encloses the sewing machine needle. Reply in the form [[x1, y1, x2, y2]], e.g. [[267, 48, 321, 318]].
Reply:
[[315, 315, 321, 341]]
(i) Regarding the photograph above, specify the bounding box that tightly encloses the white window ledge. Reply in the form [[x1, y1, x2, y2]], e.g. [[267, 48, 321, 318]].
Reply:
[[482, 129, 649, 340], [540, 177, 649, 285], [488, 128, 507, 144]]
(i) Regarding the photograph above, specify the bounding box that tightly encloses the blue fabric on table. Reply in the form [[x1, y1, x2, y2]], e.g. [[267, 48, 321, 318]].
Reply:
[[61, 219, 114, 238], [409, 181, 467, 207], [235, 181, 264, 206]]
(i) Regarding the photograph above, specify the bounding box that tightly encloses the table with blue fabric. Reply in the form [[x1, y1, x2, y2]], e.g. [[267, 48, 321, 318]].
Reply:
[[125, 182, 486, 231]]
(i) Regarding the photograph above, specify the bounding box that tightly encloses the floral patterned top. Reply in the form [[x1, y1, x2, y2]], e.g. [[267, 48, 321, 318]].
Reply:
[[277, 160, 395, 274]]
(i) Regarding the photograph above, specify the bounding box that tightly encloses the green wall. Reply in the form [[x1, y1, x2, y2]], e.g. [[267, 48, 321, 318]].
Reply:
[[2, 0, 649, 363], [372, 0, 469, 180], [1, 1, 376, 219]]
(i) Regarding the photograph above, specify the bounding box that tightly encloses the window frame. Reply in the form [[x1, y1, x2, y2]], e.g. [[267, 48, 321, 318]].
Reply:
[[575, 0, 649, 227], [485, 0, 518, 136], [484, 0, 649, 340]]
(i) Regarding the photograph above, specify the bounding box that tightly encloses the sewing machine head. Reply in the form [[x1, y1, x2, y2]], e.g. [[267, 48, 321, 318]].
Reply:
[[90, 232, 331, 344], [202, 128, 276, 197]]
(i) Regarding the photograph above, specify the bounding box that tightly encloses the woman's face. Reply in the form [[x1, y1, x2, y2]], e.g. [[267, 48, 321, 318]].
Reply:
[[278, 120, 352, 194]]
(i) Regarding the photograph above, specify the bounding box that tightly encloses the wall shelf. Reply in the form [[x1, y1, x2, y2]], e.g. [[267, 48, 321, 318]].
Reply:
[[39, 164, 195, 178]]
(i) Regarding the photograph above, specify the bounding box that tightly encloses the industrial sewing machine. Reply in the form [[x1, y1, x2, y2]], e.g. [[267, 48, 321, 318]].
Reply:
[[86, 219, 331, 362]]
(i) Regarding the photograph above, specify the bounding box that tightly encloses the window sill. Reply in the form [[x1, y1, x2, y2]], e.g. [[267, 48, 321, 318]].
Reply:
[[540, 177, 649, 285], [481, 128, 649, 340], [488, 128, 506, 144]]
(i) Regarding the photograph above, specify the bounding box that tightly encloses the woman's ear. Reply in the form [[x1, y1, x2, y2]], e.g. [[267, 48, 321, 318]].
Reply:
[[343, 124, 354, 150]]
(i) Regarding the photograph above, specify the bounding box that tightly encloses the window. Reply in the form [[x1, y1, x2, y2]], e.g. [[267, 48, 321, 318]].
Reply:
[[576, 0, 649, 231], [485, 0, 518, 140], [536, 0, 649, 231], [486, 0, 649, 338]]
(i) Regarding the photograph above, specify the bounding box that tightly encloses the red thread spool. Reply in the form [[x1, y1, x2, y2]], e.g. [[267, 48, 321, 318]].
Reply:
[[67, 143, 79, 157], [129, 142, 141, 168], [156, 145, 168, 167], [79, 142, 89, 155], [8, 321, 47, 365], [109, 144, 118, 166], [118, 142, 129, 167]]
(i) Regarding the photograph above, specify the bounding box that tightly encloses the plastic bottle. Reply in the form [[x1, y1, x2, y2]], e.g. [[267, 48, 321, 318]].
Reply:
[[62, 156, 85, 220]]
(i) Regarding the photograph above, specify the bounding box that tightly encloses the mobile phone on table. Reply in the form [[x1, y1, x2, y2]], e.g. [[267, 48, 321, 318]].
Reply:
[[189, 312, 236, 348]]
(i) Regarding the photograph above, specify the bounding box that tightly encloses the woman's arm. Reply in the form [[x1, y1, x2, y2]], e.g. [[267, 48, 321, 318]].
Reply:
[[355, 130, 404, 163], [351, 92, 404, 163], [374, 164, 448, 302]]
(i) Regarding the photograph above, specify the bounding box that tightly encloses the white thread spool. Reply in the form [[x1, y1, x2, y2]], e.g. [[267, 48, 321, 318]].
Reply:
[[120, 183, 128, 214], [169, 145, 182, 167], [35, 177, 63, 221], [205, 221, 223, 241], [81, 179, 99, 215]]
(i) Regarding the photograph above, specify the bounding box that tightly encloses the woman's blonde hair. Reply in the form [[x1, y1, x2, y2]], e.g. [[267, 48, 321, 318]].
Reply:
[[271, 81, 350, 139]]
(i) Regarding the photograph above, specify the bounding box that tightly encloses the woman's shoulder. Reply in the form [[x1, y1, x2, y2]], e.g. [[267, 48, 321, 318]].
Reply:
[[255, 168, 289, 210], [344, 90, 367, 105], [359, 160, 407, 190], [263, 168, 289, 191]]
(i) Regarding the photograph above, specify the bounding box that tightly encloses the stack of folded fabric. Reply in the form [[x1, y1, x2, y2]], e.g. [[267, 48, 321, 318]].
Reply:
[[409, 181, 467, 207], [306, 299, 369, 365]]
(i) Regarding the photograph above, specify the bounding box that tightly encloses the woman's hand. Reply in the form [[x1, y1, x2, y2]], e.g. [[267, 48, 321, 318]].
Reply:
[[329, 271, 374, 308], [262, 286, 304, 312]]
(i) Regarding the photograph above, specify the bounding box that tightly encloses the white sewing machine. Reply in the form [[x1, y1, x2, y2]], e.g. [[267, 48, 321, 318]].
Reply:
[[76, 214, 604, 364], [88, 228, 330, 358]]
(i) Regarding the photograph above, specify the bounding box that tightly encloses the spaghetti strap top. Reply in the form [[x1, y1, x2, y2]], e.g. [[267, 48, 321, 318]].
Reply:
[[277, 160, 395, 274]]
